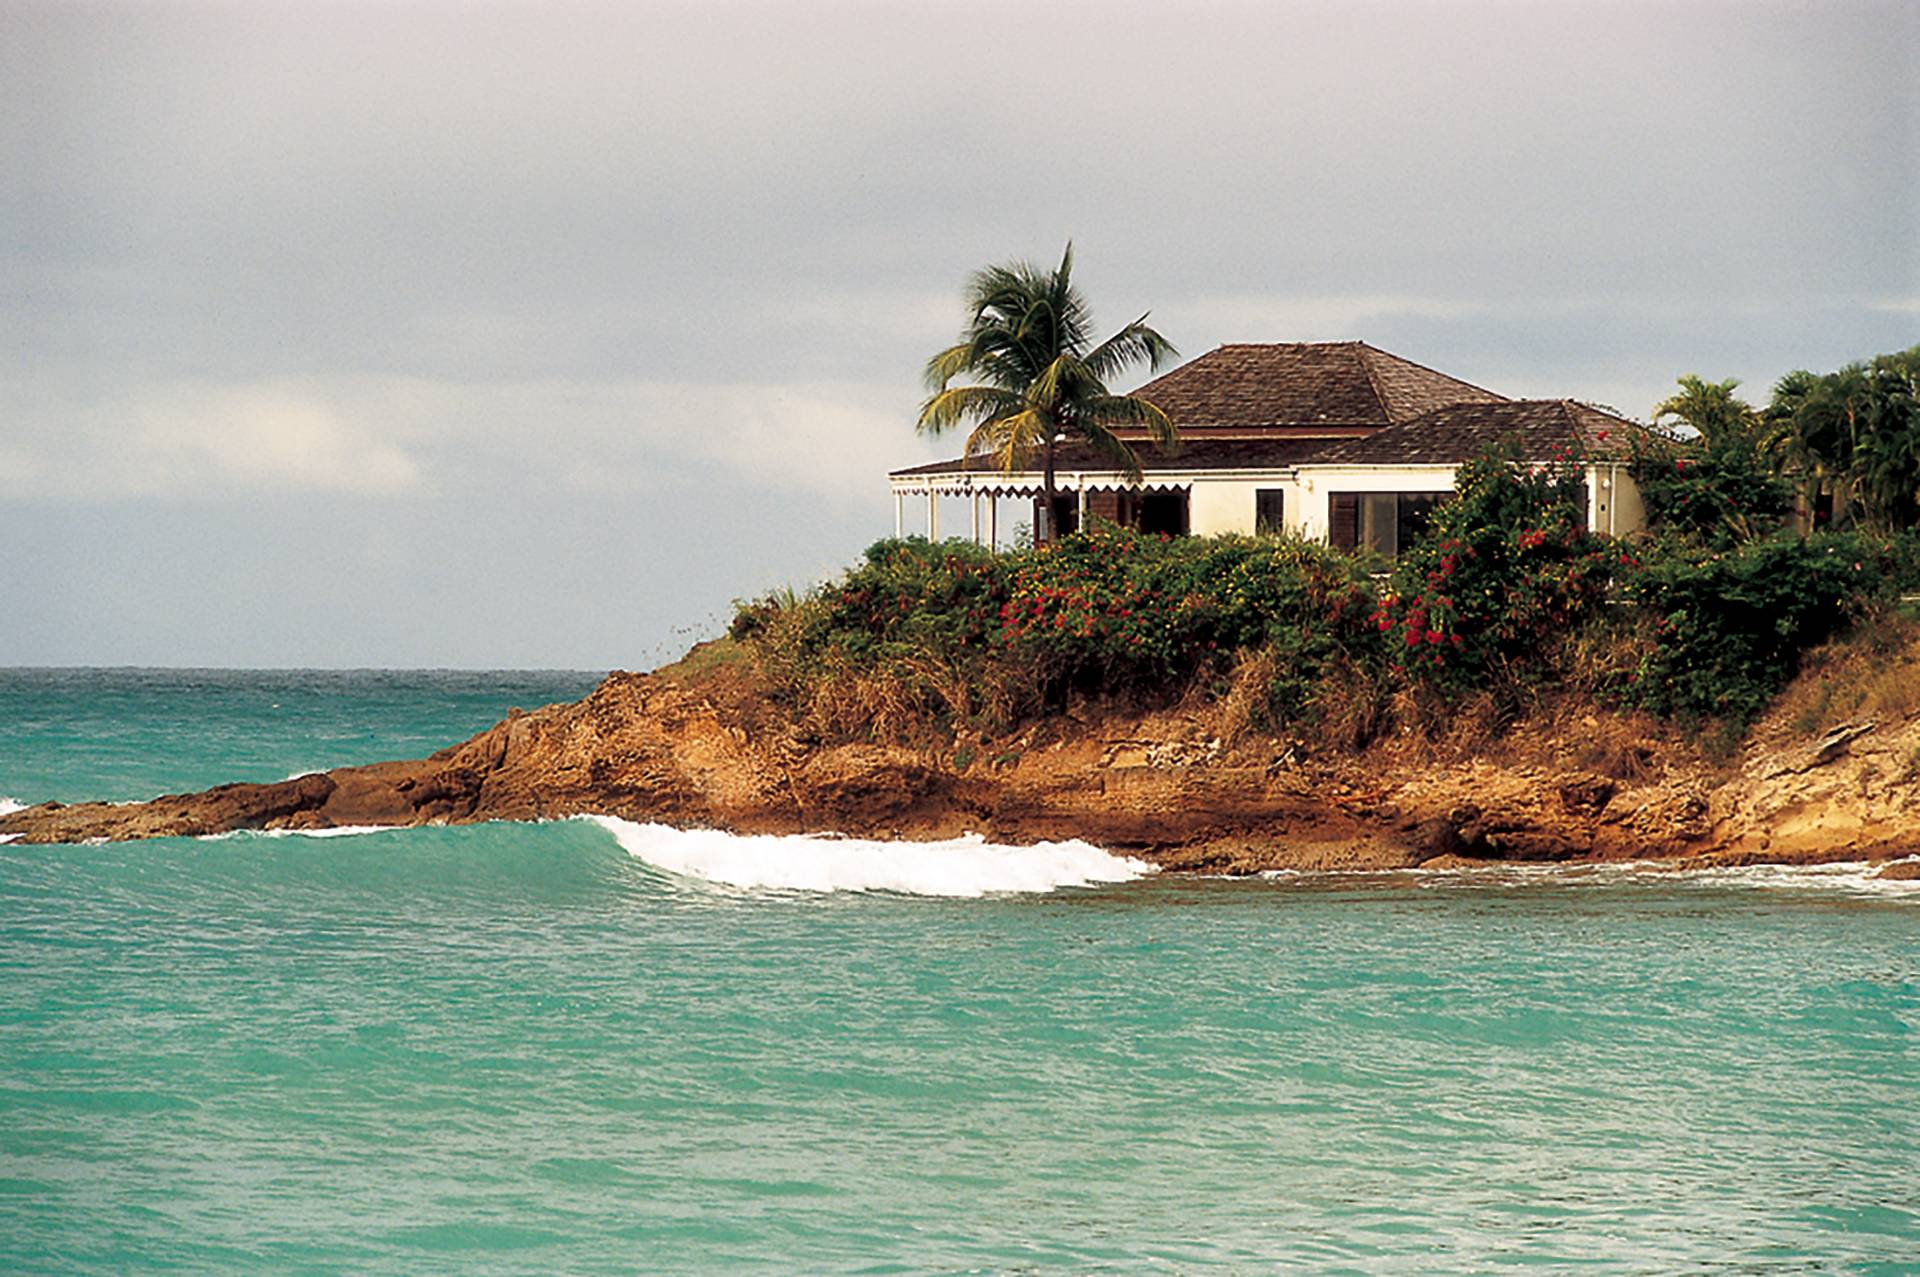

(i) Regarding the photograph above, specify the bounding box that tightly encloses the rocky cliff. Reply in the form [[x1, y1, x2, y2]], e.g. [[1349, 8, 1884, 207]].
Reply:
[[4, 641, 1918, 873]]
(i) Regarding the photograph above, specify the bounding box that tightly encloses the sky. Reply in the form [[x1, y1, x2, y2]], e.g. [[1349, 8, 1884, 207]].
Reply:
[[2, 0, 1915, 668]]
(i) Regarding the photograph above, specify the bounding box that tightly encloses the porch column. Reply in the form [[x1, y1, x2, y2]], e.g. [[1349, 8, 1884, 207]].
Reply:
[[1076, 478, 1088, 532], [927, 489, 938, 540], [894, 491, 903, 538], [987, 495, 998, 550], [971, 490, 981, 544]]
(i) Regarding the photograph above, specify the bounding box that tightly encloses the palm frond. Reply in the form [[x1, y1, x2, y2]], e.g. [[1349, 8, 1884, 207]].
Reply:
[[917, 385, 1025, 437], [965, 408, 1053, 474], [1086, 393, 1178, 448], [1071, 422, 1145, 484], [1084, 317, 1179, 382], [922, 341, 979, 392]]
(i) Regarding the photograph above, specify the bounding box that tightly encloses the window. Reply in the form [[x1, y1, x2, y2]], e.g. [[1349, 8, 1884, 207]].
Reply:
[[1137, 490, 1189, 537], [1329, 491, 1452, 555], [1255, 489, 1285, 535]]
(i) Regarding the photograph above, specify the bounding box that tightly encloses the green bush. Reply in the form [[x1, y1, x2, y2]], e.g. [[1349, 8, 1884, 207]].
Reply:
[[732, 526, 1382, 735], [1376, 442, 1614, 693], [731, 468, 1909, 749], [1629, 434, 1793, 548], [1619, 532, 1893, 725], [998, 526, 1380, 716]]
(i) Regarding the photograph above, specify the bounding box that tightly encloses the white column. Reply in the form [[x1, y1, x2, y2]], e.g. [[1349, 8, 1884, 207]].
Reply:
[[970, 491, 981, 544], [1076, 478, 1088, 532], [987, 496, 998, 551], [928, 490, 939, 541], [894, 491, 903, 537]]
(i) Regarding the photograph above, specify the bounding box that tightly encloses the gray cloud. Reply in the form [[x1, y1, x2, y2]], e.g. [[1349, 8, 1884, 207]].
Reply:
[[2, 0, 1915, 664]]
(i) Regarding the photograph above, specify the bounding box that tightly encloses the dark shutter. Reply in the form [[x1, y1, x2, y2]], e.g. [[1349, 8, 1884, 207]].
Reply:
[[1330, 493, 1359, 550]]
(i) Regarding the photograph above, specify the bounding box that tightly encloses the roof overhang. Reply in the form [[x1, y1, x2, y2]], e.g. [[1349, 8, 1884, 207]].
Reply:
[[888, 467, 1302, 496]]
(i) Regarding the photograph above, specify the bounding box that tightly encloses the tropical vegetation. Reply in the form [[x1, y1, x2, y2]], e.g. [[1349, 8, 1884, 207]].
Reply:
[[732, 342, 1920, 757], [917, 244, 1179, 535]]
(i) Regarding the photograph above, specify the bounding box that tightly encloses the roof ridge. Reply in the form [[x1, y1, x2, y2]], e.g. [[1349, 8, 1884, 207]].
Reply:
[[1354, 342, 1509, 404], [1351, 341, 1396, 425], [1215, 339, 1364, 350]]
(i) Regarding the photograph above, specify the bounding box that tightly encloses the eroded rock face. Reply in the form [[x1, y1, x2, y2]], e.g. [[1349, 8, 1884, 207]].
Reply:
[[4, 644, 1917, 874]]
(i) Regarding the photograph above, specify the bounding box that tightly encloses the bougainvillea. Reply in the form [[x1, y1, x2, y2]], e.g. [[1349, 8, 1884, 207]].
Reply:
[[1376, 441, 1612, 691]]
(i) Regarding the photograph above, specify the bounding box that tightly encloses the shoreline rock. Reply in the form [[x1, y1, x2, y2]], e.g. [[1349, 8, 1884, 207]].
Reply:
[[3, 649, 1917, 874]]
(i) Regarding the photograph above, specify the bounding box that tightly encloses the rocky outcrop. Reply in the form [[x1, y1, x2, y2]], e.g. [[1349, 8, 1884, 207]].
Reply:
[[4, 642, 1917, 873]]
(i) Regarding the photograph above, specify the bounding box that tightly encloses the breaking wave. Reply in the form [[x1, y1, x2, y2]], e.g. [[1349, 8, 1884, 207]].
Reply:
[[0, 797, 25, 817], [586, 816, 1153, 897]]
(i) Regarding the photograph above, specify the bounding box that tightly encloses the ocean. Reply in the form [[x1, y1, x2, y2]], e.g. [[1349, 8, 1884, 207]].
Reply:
[[2, 669, 1916, 1273]]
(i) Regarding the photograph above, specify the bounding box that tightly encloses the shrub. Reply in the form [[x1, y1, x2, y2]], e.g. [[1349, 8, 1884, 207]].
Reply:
[[1618, 531, 1893, 726], [1375, 441, 1614, 696], [1629, 434, 1794, 548], [730, 526, 1384, 740]]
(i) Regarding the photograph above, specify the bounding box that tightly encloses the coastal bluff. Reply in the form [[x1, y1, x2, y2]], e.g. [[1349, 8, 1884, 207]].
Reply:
[[4, 644, 1917, 873]]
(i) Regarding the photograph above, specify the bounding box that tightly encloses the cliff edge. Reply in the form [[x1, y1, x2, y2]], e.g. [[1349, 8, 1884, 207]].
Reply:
[[4, 639, 1917, 873]]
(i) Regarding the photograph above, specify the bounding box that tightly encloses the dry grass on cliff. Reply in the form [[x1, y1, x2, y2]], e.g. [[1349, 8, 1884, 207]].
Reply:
[[1769, 614, 1920, 741]]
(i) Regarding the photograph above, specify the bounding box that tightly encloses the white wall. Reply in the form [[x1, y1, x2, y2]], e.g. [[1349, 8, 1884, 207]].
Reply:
[[1189, 479, 1303, 537], [1292, 466, 1461, 540], [1590, 464, 1645, 536]]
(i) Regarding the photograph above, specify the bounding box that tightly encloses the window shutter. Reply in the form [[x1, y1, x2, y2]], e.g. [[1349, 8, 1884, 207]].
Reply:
[[1330, 494, 1359, 550]]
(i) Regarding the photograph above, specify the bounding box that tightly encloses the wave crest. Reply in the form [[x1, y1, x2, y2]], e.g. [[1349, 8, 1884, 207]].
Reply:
[[586, 816, 1153, 897]]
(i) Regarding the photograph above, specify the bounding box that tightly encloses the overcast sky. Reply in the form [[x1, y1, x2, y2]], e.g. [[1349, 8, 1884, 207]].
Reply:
[[3, 0, 1915, 667]]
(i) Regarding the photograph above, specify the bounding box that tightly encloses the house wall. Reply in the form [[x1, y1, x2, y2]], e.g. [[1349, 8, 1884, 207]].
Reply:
[[1189, 479, 1298, 537], [1589, 463, 1645, 536], [1292, 466, 1463, 540]]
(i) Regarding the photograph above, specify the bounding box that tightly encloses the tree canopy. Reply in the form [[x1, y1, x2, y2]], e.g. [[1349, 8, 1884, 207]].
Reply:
[[917, 244, 1178, 534]]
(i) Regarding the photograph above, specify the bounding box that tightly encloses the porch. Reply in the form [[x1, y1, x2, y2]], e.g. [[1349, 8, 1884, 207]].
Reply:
[[885, 471, 1195, 546]]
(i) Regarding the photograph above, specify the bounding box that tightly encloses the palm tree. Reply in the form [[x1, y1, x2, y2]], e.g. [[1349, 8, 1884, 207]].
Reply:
[[1851, 349, 1920, 533], [917, 244, 1178, 539], [1768, 363, 1875, 525], [1651, 375, 1761, 452]]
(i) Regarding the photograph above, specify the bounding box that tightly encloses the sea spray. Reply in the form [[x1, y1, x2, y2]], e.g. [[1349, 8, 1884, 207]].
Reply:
[[585, 815, 1153, 896]]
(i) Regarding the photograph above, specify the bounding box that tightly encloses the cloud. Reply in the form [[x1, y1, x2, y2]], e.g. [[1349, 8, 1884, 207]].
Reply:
[[128, 383, 423, 495], [0, 380, 422, 499], [0, 374, 925, 507]]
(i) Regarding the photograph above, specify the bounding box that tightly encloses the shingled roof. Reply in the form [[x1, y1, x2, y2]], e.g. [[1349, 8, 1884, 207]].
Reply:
[[1126, 341, 1505, 430], [890, 436, 1334, 480], [1309, 399, 1647, 466]]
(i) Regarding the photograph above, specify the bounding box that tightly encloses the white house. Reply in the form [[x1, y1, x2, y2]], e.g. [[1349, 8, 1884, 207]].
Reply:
[[887, 341, 1648, 552]]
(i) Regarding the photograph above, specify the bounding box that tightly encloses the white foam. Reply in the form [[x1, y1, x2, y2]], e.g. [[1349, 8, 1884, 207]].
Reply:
[[586, 816, 1154, 897], [198, 824, 401, 841], [0, 797, 25, 817], [1267, 856, 1920, 897], [266, 824, 400, 839], [1668, 857, 1920, 897]]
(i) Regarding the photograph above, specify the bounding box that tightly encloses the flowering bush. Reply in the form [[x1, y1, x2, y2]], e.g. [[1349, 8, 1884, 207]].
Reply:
[[734, 526, 1382, 734], [732, 475, 1908, 748], [1376, 442, 1612, 692], [1629, 434, 1793, 548]]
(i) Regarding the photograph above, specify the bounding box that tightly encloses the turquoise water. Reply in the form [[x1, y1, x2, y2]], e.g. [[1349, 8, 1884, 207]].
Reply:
[[3, 672, 1918, 1272]]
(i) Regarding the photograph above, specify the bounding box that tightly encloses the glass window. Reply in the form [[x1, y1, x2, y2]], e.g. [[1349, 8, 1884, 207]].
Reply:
[[1361, 493, 1399, 556], [1255, 489, 1285, 535]]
